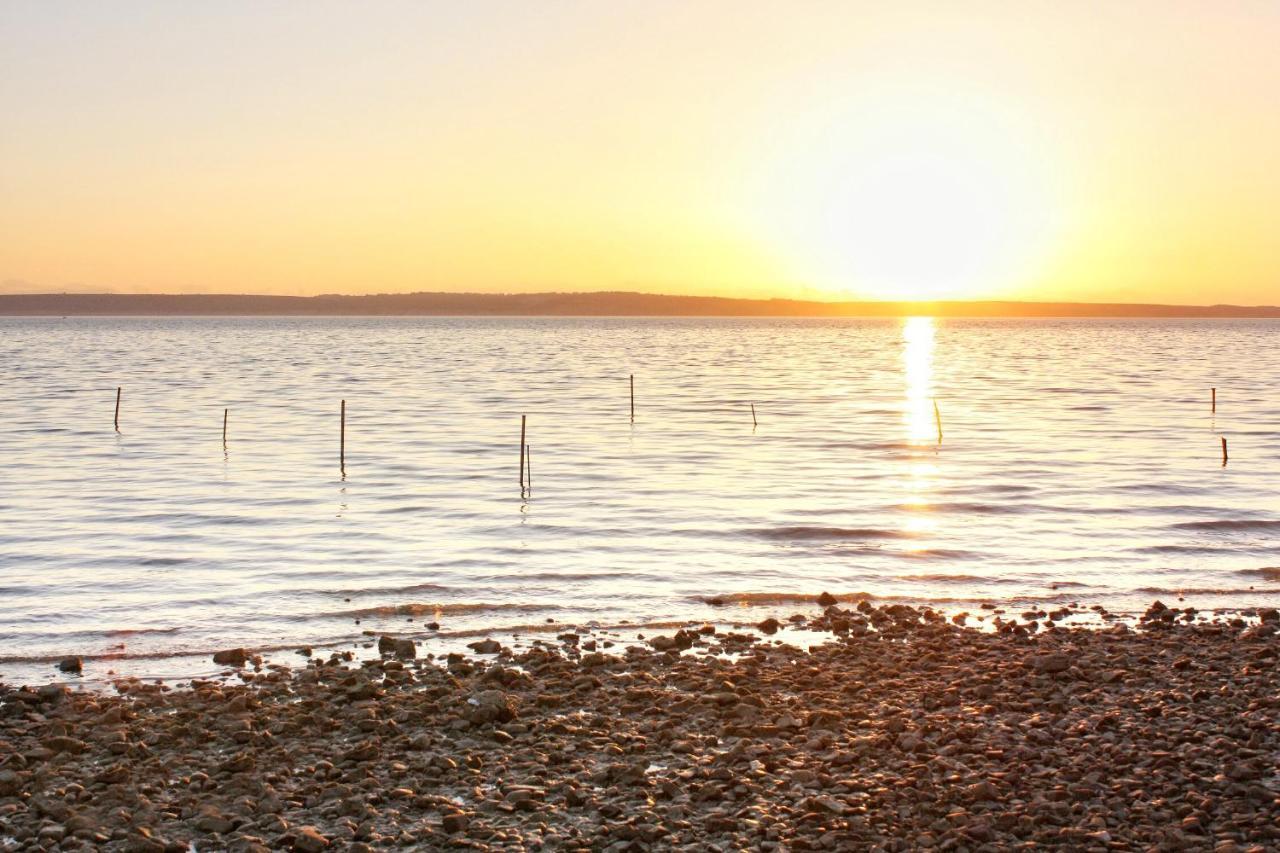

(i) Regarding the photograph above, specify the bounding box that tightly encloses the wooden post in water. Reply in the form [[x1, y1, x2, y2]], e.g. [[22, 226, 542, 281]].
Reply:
[[933, 399, 943, 444], [1221, 436, 1228, 466], [751, 403, 757, 427], [519, 414, 527, 489], [1211, 387, 1216, 413], [340, 400, 346, 473], [114, 387, 121, 431], [222, 408, 228, 445], [630, 374, 635, 422]]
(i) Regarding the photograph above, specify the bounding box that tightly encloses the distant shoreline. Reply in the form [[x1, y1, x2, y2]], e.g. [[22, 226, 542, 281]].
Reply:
[[3, 291, 1280, 318]]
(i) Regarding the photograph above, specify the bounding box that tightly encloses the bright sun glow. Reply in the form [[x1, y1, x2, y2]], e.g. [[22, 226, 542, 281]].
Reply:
[[756, 93, 1066, 301]]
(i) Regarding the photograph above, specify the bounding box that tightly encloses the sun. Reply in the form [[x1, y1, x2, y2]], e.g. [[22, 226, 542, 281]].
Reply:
[[753, 92, 1065, 301]]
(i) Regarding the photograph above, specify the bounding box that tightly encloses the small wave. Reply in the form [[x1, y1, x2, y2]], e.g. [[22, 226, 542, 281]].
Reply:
[[437, 618, 691, 640], [0, 639, 315, 666], [1235, 567, 1280, 582], [1170, 519, 1280, 532], [103, 627, 182, 637], [0, 618, 703, 667], [891, 548, 978, 561], [139, 557, 189, 567], [1133, 586, 1280, 596], [318, 602, 562, 619], [1135, 545, 1237, 555], [894, 502, 1027, 515], [699, 592, 874, 606], [697, 591, 1090, 608], [820, 440, 925, 452], [896, 573, 1015, 584], [510, 571, 648, 582], [977, 484, 1038, 494], [104, 512, 272, 526], [328, 582, 450, 596], [753, 526, 913, 541], [1114, 484, 1205, 496]]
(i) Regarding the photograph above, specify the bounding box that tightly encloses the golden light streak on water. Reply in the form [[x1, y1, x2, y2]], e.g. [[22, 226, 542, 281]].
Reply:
[[900, 317, 940, 543], [902, 316, 936, 444]]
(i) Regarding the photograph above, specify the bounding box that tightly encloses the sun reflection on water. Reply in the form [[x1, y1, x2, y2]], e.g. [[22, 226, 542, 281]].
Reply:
[[899, 317, 939, 538], [903, 316, 936, 444]]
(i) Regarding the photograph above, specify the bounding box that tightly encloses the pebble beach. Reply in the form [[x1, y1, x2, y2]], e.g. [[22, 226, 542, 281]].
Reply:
[[2, 599, 1278, 851]]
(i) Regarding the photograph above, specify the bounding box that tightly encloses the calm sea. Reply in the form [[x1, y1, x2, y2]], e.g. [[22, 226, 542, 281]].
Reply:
[[2, 316, 1278, 683]]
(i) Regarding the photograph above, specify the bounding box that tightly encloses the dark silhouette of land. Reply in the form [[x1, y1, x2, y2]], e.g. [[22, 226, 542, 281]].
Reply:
[[1, 291, 1278, 317]]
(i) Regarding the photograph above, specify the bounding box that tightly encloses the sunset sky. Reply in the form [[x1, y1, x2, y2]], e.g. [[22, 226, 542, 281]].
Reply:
[[2, 2, 1278, 304]]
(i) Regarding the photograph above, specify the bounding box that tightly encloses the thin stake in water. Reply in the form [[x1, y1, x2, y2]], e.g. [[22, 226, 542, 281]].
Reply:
[[340, 399, 346, 474], [1221, 436, 1228, 466], [114, 386, 121, 431], [630, 374, 635, 422], [519, 414, 527, 489], [222, 408, 228, 446], [1212, 387, 1216, 413], [934, 399, 943, 444], [751, 402, 757, 427]]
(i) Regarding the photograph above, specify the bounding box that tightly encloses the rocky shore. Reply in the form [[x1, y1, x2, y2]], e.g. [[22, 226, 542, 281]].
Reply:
[[2, 600, 1278, 851]]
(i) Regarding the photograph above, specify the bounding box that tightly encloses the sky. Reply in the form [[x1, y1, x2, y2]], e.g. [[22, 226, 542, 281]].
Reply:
[[2, 1, 1278, 304]]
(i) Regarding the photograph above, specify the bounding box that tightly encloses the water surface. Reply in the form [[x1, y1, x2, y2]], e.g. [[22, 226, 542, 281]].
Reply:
[[2, 317, 1278, 682]]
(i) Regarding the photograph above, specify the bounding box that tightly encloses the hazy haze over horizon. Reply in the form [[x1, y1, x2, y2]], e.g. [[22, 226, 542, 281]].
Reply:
[[2, 2, 1278, 304]]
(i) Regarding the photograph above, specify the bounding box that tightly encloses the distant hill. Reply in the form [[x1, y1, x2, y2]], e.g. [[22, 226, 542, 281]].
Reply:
[[2, 291, 1279, 318]]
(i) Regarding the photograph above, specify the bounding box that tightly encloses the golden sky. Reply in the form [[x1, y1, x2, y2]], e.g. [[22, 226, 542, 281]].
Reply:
[[2, 2, 1277, 303]]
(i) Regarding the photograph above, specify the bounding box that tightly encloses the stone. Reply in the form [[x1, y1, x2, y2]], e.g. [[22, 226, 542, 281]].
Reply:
[[43, 736, 89, 755], [464, 690, 518, 725], [805, 795, 848, 815], [897, 732, 923, 752], [294, 826, 330, 851], [57, 656, 83, 674], [212, 648, 249, 667], [3, 590, 1280, 851], [648, 631, 697, 651], [38, 683, 68, 704], [467, 639, 502, 654], [1033, 653, 1071, 674], [817, 592, 838, 607], [95, 764, 131, 785], [965, 780, 999, 803], [757, 618, 781, 635], [194, 811, 235, 834], [393, 639, 416, 659]]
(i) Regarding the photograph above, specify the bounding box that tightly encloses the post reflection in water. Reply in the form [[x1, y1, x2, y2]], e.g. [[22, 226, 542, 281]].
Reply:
[[899, 317, 939, 535]]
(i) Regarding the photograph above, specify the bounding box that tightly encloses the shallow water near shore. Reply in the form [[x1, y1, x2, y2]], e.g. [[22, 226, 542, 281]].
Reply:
[[2, 316, 1279, 683]]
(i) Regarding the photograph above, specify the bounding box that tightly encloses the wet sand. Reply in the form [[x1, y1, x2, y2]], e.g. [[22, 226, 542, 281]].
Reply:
[[2, 600, 1277, 851]]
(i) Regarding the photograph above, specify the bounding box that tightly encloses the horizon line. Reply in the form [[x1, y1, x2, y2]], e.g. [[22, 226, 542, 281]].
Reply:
[[2, 290, 1278, 318]]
